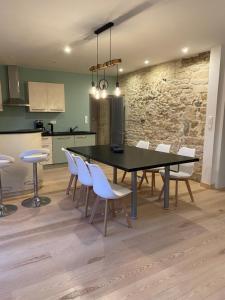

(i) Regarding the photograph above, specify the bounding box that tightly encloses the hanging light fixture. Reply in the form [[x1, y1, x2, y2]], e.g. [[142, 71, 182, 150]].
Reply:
[[90, 71, 96, 96], [89, 22, 122, 99], [114, 65, 121, 97]]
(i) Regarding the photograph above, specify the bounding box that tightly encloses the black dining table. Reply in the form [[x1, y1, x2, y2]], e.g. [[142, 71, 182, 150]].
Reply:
[[67, 145, 199, 219]]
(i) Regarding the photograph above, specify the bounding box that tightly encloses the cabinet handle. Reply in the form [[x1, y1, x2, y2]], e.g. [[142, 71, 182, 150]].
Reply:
[[49, 108, 63, 111], [56, 137, 71, 140], [30, 108, 46, 111]]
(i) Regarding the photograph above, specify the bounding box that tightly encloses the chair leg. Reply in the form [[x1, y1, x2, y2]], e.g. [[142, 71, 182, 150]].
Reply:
[[110, 200, 116, 218], [151, 172, 155, 196], [121, 199, 132, 228], [66, 174, 74, 195], [104, 199, 109, 237], [121, 171, 127, 183], [72, 175, 78, 201], [144, 171, 149, 184], [175, 180, 178, 206], [158, 184, 164, 201], [84, 186, 90, 217], [75, 184, 84, 208], [89, 196, 100, 224], [138, 172, 145, 189], [185, 180, 194, 202]]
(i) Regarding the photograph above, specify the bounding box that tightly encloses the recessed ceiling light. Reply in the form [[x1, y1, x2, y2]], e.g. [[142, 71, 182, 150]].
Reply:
[[182, 47, 189, 54], [64, 46, 72, 54], [119, 68, 123, 72], [144, 60, 149, 65]]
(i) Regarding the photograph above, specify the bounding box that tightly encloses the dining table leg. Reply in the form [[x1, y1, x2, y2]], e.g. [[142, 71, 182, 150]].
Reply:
[[113, 167, 117, 184], [164, 166, 170, 209], [131, 171, 137, 219]]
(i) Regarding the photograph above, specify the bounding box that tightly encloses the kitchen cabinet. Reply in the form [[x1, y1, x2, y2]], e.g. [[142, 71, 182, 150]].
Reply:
[[47, 83, 65, 112], [28, 82, 48, 112], [52, 134, 96, 164], [41, 136, 53, 165], [0, 81, 3, 111], [52, 136, 74, 164], [28, 82, 65, 112], [74, 134, 96, 147]]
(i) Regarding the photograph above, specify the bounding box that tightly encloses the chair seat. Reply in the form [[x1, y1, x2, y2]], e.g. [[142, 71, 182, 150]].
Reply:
[[22, 153, 48, 163], [160, 170, 191, 179], [110, 183, 131, 199], [0, 159, 12, 168]]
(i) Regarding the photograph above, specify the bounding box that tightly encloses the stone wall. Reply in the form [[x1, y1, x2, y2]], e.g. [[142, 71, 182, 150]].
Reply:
[[120, 52, 210, 181]]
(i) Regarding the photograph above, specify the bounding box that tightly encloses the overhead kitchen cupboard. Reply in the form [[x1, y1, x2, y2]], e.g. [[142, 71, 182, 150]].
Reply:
[[28, 81, 65, 112], [0, 81, 3, 111]]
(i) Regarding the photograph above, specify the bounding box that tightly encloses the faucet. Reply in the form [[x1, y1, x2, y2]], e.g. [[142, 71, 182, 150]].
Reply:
[[69, 126, 79, 133], [48, 123, 54, 134]]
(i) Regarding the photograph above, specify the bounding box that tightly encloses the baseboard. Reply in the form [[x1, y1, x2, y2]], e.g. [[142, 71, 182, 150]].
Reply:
[[200, 182, 215, 189]]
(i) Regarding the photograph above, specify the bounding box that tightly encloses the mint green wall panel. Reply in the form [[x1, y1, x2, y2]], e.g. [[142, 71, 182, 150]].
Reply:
[[0, 65, 115, 131]]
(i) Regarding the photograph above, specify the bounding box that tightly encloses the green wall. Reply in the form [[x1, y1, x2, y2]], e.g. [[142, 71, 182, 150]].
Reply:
[[0, 65, 115, 131]]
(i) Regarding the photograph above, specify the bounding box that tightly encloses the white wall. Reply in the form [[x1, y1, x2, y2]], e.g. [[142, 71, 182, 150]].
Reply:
[[202, 45, 225, 188]]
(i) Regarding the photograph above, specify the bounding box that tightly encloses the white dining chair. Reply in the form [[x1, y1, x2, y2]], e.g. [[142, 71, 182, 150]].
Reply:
[[139, 143, 171, 195], [121, 140, 150, 183], [62, 148, 78, 201], [74, 156, 93, 217], [87, 163, 132, 236], [159, 147, 196, 206]]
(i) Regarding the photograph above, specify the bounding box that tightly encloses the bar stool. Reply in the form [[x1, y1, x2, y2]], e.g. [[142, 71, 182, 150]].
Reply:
[[0, 154, 18, 217], [19, 149, 51, 208]]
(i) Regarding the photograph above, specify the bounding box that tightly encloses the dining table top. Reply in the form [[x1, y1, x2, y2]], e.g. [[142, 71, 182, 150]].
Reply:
[[67, 145, 199, 172]]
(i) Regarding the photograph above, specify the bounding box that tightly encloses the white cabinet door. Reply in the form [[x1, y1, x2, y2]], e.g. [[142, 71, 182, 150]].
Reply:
[[74, 135, 96, 147], [0, 81, 3, 111], [47, 83, 65, 112], [41, 136, 53, 165], [28, 82, 48, 112]]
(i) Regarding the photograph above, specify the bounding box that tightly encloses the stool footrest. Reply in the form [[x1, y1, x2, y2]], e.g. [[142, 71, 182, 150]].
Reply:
[[0, 204, 18, 217], [21, 196, 51, 208]]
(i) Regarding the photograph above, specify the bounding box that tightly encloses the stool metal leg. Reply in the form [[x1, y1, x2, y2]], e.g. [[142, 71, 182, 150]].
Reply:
[[22, 163, 51, 208], [0, 171, 17, 218]]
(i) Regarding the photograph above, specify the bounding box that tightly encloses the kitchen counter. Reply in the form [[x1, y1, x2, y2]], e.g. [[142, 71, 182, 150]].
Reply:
[[42, 131, 96, 136], [0, 130, 43, 197], [0, 129, 42, 134]]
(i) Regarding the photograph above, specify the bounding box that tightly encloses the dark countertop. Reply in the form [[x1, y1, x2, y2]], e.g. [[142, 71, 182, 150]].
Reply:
[[42, 131, 96, 136], [0, 129, 42, 134]]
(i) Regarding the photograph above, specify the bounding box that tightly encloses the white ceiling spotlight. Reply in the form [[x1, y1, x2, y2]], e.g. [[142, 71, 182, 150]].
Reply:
[[182, 47, 189, 54], [119, 68, 124, 72], [144, 60, 149, 65], [64, 46, 72, 54]]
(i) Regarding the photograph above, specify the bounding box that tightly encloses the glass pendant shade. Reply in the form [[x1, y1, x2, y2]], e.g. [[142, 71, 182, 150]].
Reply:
[[90, 82, 96, 96], [114, 82, 121, 97], [95, 88, 100, 100]]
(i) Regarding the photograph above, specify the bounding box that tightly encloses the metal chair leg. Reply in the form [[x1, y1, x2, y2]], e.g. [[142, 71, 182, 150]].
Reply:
[[84, 186, 90, 217]]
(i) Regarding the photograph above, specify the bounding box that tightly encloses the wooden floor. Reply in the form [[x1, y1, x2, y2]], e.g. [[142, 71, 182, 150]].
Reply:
[[1, 165, 225, 300]]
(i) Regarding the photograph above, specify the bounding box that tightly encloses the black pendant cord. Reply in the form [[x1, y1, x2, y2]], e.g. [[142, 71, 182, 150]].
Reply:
[[96, 34, 99, 88], [110, 27, 111, 63], [116, 64, 119, 86]]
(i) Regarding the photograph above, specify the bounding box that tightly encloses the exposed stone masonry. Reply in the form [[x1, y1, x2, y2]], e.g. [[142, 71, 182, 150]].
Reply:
[[120, 52, 210, 181]]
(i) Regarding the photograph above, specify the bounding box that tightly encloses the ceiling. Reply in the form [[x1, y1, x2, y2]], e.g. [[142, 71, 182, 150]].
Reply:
[[0, 0, 225, 75]]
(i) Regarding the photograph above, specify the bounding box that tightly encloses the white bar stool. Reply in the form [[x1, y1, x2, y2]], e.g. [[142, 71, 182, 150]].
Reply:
[[19, 149, 51, 208], [0, 154, 18, 217]]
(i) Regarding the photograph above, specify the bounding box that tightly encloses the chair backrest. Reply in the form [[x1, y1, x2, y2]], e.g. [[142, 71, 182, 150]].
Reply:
[[19, 148, 49, 159], [136, 140, 150, 149], [177, 147, 196, 176], [0, 154, 15, 168], [61, 148, 77, 175], [74, 156, 92, 186], [87, 163, 115, 199], [155, 143, 171, 153]]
